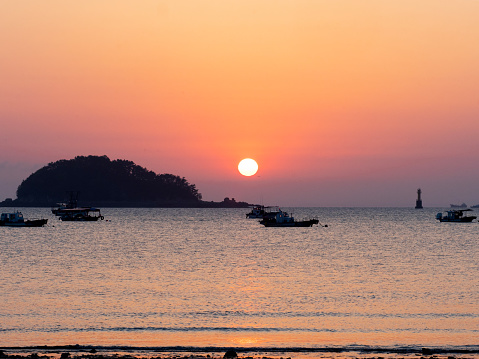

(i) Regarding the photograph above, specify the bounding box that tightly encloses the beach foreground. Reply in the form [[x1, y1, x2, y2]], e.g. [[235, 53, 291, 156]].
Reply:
[[1, 346, 479, 359]]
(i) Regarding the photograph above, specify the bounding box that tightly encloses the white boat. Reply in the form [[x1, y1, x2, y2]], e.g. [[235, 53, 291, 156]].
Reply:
[[450, 203, 467, 208], [0, 211, 48, 227]]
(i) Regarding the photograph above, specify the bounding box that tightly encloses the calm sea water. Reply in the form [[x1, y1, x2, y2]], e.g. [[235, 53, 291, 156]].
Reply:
[[1, 207, 478, 356]]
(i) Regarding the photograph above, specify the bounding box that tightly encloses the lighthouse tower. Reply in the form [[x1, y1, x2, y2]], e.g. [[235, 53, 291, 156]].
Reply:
[[415, 188, 423, 209]]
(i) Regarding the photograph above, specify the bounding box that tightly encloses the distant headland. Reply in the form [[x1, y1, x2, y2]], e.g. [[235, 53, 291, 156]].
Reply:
[[0, 155, 250, 208]]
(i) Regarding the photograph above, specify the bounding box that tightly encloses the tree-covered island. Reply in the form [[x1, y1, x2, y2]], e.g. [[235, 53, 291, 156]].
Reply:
[[0, 155, 250, 208]]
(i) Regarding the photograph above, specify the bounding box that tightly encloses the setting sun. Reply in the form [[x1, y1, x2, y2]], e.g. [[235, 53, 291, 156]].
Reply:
[[238, 158, 258, 177]]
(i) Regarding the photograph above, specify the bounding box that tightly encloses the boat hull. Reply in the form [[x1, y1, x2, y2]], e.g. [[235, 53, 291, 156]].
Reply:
[[57, 207, 104, 221], [262, 219, 319, 227], [60, 216, 102, 221], [0, 219, 48, 227], [439, 217, 476, 223]]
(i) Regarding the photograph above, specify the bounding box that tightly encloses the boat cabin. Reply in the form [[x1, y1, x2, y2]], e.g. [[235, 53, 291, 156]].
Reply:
[[1, 211, 24, 223], [272, 210, 295, 224]]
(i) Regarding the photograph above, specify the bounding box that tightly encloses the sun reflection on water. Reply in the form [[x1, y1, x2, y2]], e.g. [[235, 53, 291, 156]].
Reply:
[[232, 336, 261, 345], [1, 207, 478, 350]]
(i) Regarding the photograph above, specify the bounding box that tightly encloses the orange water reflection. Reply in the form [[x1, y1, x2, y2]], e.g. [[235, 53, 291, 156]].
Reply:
[[1, 208, 478, 351], [3, 330, 478, 348]]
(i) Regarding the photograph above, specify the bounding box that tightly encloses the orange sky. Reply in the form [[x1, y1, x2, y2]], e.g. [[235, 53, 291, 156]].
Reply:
[[1, 1, 479, 206]]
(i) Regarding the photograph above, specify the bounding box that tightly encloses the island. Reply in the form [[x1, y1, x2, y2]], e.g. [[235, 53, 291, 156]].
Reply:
[[0, 155, 250, 208]]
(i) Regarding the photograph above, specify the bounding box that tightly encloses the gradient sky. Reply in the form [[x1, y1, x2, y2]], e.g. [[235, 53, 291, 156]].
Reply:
[[1, 1, 479, 206]]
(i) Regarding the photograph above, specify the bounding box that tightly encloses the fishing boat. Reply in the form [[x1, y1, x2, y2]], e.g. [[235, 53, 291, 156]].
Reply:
[[51, 191, 80, 216], [0, 211, 48, 227], [52, 191, 104, 221], [246, 205, 266, 218], [436, 209, 476, 223], [52, 201, 78, 216], [58, 207, 104, 221], [246, 205, 279, 219], [260, 209, 320, 227]]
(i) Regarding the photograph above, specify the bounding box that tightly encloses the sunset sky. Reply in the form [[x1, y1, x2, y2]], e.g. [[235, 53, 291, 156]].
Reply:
[[1, 1, 479, 206]]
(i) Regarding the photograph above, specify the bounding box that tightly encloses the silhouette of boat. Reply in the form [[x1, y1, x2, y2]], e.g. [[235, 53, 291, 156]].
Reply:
[[52, 191, 80, 215], [58, 207, 104, 221], [52, 191, 104, 221], [260, 209, 320, 227], [450, 203, 467, 208], [246, 205, 279, 219], [436, 209, 476, 222], [246, 205, 266, 218], [0, 211, 48, 227], [52, 202, 77, 216]]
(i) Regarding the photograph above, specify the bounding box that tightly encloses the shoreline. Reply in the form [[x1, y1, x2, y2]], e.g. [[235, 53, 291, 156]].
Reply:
[[1, 346, 479, 359]]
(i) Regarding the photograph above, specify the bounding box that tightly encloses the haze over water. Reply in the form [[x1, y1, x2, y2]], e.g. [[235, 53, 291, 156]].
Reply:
[[1, 207, 478, 356]]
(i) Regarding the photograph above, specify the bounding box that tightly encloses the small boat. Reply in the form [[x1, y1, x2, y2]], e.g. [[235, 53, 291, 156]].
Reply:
[[52, 192, 104, 221], [58, 207, 104, 221], [0, 211, 48, 227], [246, 205, 279, 219], [246, 205, 266, 218], [450, 203, 467, 208], [436, 209, 477, 222], [52, 202, 78, 216], [260, 209, 320, 227], [52, 191, 79, 215]]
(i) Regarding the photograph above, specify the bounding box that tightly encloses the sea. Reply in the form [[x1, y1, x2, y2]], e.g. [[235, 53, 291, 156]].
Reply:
[[1, 207, 478, 358]]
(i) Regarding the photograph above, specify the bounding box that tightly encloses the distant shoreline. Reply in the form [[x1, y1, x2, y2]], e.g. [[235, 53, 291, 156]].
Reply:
[[0, 200, 252, 209]]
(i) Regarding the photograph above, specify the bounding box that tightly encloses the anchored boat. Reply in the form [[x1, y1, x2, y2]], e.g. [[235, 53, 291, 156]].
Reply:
[[58, 207, 104, 221], [52, 191, 104, 221], [436, 209, 476, 223], [246, 205, 280, 219], [51, 190, 80, 216], [246, 205, 267, 218], [450, 203, 467, 208], [0, 211, 48, 227], [260, 209, 320, 227]]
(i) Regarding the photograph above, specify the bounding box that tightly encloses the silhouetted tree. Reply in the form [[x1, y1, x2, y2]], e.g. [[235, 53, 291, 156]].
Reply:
[[16, 155, 202, 205]]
